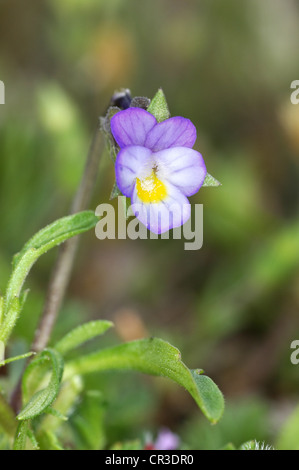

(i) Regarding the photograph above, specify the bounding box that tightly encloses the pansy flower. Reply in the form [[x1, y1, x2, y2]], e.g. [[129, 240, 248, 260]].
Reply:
[[110, 107, 207, 234]]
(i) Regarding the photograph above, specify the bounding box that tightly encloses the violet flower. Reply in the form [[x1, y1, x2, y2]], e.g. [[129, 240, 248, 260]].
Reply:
[[110, 107, 207, 234], [144, 428, 180, 451]]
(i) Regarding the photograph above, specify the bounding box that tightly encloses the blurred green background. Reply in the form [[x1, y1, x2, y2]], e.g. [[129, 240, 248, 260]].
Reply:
[[1, 0, 299, 450]]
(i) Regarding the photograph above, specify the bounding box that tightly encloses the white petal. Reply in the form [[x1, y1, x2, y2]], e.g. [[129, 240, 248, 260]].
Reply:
[[115, 146, 153, 197], [155, 147, 207, 197]]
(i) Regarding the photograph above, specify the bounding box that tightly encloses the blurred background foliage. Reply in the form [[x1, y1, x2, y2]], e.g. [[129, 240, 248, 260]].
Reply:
[[0, 0, 299, 450]]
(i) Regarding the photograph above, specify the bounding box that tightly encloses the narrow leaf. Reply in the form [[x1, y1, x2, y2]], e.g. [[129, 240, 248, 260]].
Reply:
[[18, 349, 64, 421], [65, 338, 224, 423], [27, 428, 40, 450], [1, 211, 98, 344], [13, 421, 30, 450], [110, 181, 122, 200], [55, 320, 113, 355], [0, 297, 21, 345]]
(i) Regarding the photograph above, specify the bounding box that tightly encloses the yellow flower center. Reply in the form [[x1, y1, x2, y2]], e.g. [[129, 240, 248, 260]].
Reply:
[[136, 171, 167, 203]]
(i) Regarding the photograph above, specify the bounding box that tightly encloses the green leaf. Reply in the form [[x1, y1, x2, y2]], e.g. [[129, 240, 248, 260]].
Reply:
[[22, 356, 51, 405], [13, 421, 30, 450], [65, 338, 224, 423], [0, 351, 35, 368], [190, 370, 224, 423], [276, 405, 299, 450], [12, 210, 99, 271], [0, 211, 99, 344], [18, 349, 64, 421], [55, 320, 113, 355], [147, 89, 170, 123], [202, 172, 221, 187]]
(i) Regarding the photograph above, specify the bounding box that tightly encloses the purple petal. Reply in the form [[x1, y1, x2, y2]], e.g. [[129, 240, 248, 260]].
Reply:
[[154, 429, 180, 451], [145, 117, 197, 152], [111, 108, 157, 148], [155, 147, 207, 197], [115, 146, 152, 197], [131, 183, 191, 234]]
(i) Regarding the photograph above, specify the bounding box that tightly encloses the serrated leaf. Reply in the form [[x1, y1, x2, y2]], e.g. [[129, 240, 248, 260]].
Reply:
[[202, 172, 221, 187], [147, 89, 170, 123], [55, 320, 113, 355], [18, 349, 64, 421], [65, 338, 224, 423]]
